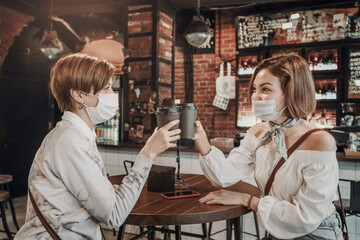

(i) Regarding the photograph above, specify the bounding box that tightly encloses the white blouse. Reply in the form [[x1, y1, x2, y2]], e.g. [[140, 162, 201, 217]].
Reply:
[[15, 111, 152, 240], [199, 132, 339, 239]]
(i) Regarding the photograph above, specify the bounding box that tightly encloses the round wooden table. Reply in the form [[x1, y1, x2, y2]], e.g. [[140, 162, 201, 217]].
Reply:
[[109, 174, 260, 240]]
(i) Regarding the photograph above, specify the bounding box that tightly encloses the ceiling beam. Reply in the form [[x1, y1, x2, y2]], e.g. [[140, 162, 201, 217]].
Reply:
[[52, 3, 118, 15]]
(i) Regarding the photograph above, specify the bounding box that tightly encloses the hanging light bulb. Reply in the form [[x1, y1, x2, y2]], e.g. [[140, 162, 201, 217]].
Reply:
[[184, 0, 211, 48], [40, 0, 63, 59], [40, 30, 63, 59]]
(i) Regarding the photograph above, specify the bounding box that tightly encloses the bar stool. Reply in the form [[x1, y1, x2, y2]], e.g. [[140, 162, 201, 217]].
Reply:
[[0, 174, 19, 230], [0, 190, 13, 239]]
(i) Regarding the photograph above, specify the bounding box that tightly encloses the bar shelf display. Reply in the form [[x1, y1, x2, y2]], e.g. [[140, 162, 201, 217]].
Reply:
[[307, 49, 338, 72], [307, 107, 336, 129], [95, 110, 120, 146], [235, 80, 261, 129], [236, 55, 263, 77], [314, 78, 337, 101]]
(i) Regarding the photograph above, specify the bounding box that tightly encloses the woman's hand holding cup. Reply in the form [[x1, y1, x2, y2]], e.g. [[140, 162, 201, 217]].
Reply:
[[139, 120, 181, 160], [193, 120, 211, 156]]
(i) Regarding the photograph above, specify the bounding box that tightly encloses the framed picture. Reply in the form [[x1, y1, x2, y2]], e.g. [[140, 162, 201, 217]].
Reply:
[[136, 125, 144, 138], [235, 80, 260, 129]]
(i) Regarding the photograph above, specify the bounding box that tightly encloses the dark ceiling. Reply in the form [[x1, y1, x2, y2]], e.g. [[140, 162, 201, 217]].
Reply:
[[2, 0, 358, 51], [2, 0, 358, 17]]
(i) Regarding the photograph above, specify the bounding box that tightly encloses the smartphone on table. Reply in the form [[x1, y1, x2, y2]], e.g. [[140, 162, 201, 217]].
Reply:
[[161, 190, 200, 200]]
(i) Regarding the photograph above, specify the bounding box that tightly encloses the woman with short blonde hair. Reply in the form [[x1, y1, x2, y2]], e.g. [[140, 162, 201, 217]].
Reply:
[[15, 53, 180, 239]]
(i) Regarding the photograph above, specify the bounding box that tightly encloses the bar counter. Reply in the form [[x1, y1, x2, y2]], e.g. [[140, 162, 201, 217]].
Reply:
[[100, 141, 360, 163]]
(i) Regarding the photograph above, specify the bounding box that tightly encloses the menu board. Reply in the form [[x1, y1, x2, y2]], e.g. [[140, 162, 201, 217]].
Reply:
[[237, 8, 358, 49], [348, 48, 360, 99]]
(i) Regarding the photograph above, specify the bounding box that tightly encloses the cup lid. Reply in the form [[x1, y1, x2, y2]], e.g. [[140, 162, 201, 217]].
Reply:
[[179, 103, 197, 110], [156, 106, 179, 115]]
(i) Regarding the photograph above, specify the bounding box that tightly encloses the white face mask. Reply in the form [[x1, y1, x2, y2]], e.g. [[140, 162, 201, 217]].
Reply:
[[252, 96, 286, 122], [83, 93, 119, 125]]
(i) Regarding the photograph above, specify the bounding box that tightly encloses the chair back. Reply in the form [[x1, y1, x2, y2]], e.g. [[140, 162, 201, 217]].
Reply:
[[123, 160, 134, 175], [350, 181, 360, 212]]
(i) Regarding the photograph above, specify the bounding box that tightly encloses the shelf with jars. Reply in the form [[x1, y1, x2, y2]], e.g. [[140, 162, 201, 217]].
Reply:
[[234, 41, 360, 131], [236, 54, 264, 78], [95, 110, 120, 146], [306, 48, 339, 72], [314, 78, 338, 102]]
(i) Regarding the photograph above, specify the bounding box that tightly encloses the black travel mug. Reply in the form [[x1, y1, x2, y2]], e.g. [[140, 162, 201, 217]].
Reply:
[[156, 106, 180, 131], [179, 103, 197, 139]]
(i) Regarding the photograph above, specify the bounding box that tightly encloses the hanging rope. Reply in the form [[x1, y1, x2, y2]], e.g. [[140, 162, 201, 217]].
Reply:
[[216, 10, 237, 72]]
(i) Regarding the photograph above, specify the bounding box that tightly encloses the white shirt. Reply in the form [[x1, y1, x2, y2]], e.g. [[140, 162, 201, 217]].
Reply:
[[199, 132, 339, 239], [15, 111, 152, 240]]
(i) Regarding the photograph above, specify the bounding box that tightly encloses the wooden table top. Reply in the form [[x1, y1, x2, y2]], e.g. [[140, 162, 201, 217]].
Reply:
[[109, 174, 260, 226]]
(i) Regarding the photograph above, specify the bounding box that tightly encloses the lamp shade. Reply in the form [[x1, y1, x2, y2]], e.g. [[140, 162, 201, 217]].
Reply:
[[184, 15, 211, 48], [40, 30, 64, 59], [81, 39, 125, 73]]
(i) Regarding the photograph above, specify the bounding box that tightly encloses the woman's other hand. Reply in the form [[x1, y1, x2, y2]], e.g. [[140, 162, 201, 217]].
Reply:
[[139, 120, 181, 160], [193, 120, 211, 156], [199, 189, 249, 206]]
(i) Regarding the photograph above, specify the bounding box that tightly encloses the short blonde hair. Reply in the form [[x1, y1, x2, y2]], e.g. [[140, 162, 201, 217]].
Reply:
[[248, 54, 316, 118], [50, 53, 115, 112]]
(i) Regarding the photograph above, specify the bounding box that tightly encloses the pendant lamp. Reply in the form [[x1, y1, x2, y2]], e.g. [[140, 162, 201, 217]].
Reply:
[[40, 0, 63, 59], [184, 0, 211, 48]]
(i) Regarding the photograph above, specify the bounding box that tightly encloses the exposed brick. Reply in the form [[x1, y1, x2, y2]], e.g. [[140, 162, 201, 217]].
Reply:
[[174, 11, 242, 138], [0, 6, 34, 66]]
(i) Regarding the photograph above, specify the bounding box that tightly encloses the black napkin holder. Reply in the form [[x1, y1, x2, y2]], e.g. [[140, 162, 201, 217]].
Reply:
[[147, 164, 175, 192]]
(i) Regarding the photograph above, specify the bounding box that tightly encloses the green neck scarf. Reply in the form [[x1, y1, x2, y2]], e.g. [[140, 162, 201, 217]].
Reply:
[[254, 118, 300, 160]]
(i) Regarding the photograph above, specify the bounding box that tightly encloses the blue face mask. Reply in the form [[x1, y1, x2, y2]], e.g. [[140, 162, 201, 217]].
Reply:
[[252, 96, 286, 122]]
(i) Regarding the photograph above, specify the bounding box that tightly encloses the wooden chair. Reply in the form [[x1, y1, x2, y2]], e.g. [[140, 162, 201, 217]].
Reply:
[[335, 179, 360, 218], [0, 190, 13, 239], [0, 174, 19, 231]]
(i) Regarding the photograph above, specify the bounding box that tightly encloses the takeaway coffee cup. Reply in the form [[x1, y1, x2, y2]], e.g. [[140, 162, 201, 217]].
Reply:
[[156, 106, 180, 131], [179, 103, 197, 139]]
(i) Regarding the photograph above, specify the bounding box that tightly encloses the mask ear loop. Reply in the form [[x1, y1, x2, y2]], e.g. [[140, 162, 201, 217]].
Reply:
[[78, 91, 90, 109], [275, 95, 287, 115]]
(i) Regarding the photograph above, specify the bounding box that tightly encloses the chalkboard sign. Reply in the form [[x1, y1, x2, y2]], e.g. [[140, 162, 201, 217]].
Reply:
[[348, 48, 360, 99], [236, 8, 358, 49]]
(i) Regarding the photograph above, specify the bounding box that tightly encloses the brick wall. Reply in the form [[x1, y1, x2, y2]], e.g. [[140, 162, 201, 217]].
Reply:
[[126, 4, 175, 138], [0, 6, 34, 65], [175, 11, 241, 139]]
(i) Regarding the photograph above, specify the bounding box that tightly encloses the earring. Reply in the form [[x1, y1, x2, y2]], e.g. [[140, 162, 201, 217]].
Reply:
[[79, 105, 83, 110]]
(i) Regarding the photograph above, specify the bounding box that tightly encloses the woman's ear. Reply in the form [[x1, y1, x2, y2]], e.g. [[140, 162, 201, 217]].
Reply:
[[69, 89, 84, 104]]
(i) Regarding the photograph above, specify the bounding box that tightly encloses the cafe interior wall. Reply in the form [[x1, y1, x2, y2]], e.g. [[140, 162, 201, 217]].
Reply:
[[0, 6, 49, 197], [0, 5, 123, 197], [175, 10, 240, 139]]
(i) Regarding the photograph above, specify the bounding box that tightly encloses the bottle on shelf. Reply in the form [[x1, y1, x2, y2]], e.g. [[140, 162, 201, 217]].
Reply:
[[325, 85, 332, 99]]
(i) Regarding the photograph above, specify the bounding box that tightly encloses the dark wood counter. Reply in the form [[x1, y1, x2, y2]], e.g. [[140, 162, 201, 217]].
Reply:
[[99, 141, 360, 162], [336, 152, 360, 163]]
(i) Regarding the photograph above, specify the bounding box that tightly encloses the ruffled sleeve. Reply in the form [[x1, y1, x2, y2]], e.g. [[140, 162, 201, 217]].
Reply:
[[256, 151, 339, 239], [199, 133, 257, 188]]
